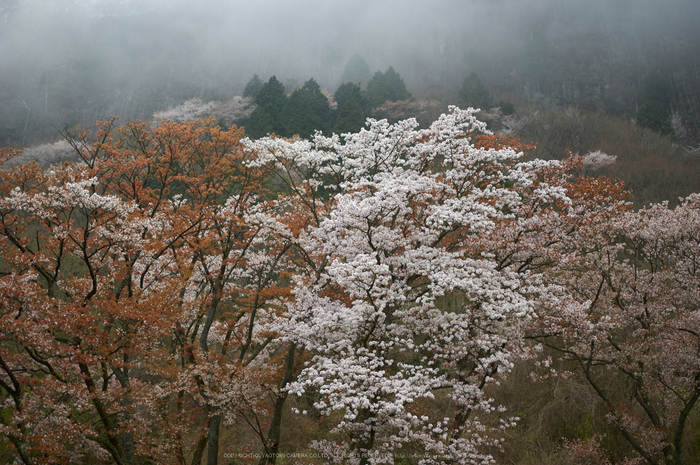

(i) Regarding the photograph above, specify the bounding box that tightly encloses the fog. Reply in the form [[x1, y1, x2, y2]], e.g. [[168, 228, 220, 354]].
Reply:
[[1, 0, 699, 145]]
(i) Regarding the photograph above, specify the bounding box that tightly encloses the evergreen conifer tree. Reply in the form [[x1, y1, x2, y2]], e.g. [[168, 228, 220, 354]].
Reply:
[[365, 67, 411, 109], [333, 98, 365, 135], [243, 74, 264, 99]]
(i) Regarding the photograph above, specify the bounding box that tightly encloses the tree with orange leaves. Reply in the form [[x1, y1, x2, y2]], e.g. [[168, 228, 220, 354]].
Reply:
[[0, 155, 179, 463], [0, 117, 297, 464]]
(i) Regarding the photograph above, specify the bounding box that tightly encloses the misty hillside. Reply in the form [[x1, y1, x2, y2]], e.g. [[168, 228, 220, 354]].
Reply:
[[4, 2, 700, 465], [2, 0, 700, 145]]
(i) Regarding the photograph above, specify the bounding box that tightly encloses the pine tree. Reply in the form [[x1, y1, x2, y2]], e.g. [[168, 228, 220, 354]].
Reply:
[[249, 76, 287, 136], [365, 67, 411, 109], [243, 74, 264, 99], [333, 98, 365, 135], [245, 105, 277, 138], [334, 82, 365, 111], [283, 91, 324, 138], [340, 54, 371, 88]]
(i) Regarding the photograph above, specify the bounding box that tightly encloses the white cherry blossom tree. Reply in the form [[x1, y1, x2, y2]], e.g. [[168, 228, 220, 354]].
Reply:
[[249, 107, 574, 464]]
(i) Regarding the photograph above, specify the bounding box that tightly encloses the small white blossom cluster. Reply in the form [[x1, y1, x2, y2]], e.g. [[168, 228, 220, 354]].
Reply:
[[9, 139, 76, 168], [581, 150, 617, 170], [152, 96, 256, 127], [152, 98, 221, 124]]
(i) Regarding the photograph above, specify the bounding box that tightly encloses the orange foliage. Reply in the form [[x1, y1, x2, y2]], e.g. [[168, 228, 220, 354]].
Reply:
[[0, 119, 298, 464]]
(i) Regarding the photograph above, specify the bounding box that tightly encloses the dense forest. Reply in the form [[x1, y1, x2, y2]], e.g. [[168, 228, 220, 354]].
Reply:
[[2, 1, 700, 464]]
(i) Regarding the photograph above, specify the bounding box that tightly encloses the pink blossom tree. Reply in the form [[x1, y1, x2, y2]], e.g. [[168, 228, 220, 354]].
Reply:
[[533, 193, 700, 465]]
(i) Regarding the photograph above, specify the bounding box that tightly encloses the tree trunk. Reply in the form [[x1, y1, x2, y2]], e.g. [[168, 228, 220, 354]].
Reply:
[[190, 428, 209, 465], [207, 413, 222, 465], [259, 342, 297, 465]]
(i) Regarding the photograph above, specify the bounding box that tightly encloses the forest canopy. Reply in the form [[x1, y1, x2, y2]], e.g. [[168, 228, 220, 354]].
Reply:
[[1, 108, 699, 465]]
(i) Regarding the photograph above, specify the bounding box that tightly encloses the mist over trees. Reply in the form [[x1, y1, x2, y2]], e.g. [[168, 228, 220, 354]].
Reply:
[[1, 0, 700, 146], [3, 1, 700, 464]]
